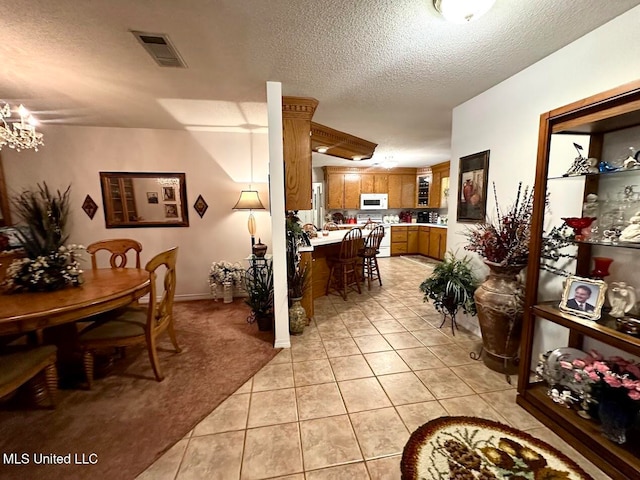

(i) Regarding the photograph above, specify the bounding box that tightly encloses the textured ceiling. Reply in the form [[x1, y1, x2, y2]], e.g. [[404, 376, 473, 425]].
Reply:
[[1, 0, 639, 167]]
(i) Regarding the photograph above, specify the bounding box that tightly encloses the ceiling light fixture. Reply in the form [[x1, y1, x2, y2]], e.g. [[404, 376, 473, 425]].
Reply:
[[0, 102, 44, 152], [352, 156, 363, 161], [317, 146, 328, 153], [433, 0, 496, 23]]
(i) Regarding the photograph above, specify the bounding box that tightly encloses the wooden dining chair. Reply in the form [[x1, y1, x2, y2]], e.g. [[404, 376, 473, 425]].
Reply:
[[86, 238, 142, 269], [302, 223, 318, 238], [326, 227, 362, 300], [78, 247, 180, 389], [322, 222, 339, 231], [358, 225, 385, 290], [0, 344, 58, 408]]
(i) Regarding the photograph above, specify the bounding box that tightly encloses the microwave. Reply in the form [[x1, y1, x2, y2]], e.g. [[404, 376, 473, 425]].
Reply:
[[360, 193, 388, 210]]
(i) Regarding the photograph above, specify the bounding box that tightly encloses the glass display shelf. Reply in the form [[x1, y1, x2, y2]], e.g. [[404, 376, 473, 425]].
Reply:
[[517, 385, 640, 479], [541, 236, 640, 250], [532, 302, 640, 357], [548, 166, 640, 181]]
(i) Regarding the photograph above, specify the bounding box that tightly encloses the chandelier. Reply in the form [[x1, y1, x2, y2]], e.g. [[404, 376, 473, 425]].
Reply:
[[0, 102, 44, 152]]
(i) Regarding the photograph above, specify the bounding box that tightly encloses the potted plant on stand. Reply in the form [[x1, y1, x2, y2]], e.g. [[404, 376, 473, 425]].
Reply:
[[245, 261, 274, 331], [419, 251, 478, 335]]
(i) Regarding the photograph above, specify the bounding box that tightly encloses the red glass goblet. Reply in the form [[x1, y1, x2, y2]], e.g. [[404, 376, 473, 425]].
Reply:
[[562, 217, 596, 241], [591, 257, 613, 279]]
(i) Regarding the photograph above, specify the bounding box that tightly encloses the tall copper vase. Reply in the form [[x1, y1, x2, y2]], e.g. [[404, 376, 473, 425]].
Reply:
[[474, 261, 526, 372]]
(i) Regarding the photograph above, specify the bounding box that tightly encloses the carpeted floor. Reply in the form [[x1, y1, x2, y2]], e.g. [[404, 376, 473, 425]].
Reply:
[[0, 299, 279, 480]]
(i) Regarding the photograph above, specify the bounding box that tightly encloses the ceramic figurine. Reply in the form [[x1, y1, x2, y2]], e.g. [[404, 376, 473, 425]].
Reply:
[[608, 282, 637, 318], [599, 161, 620, 173], [619, 211, 640, 242]]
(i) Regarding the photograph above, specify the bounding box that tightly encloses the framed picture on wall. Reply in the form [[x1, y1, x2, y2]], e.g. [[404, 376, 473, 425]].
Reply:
[[163, 186, 176, 201], [457, 150, 490, 223], [164, 204, 178, 218], [147, 192, 159, 204]]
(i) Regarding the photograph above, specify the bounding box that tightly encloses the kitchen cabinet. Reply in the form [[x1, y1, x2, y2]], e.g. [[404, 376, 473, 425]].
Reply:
[[324, 168, 361, 209], [324, 167, 415, 210], [282, 97, 318, 211], [517, 80, 640, 480], [407, 226, 419, 253], [416, 168, 431, 208], [360, 173, 389, 194], [428, 161, 450, 208], [103, 177, 138, 224], [391, 226, 408, 255], [418, 226, 430, 256], [428, 228, 446, 260], [388, 173, 416, 209]]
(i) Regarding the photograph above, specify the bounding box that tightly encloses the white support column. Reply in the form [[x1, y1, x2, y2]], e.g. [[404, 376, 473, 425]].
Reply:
[[266, 81, 290, 349]]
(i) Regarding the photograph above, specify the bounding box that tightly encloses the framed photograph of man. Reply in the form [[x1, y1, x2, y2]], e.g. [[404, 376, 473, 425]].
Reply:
[[559, 275, 607, 320]]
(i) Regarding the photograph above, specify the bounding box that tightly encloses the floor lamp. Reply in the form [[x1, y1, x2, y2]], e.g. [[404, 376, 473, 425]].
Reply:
[[233, 189, 265, 247]]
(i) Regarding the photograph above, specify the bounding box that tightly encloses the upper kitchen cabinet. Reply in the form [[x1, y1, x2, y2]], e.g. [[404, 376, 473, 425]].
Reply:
[[416, 167, 431, 208], [428, 161, 450, 208], [360, 173, 388, 194], [324, 167, 361, 209], [282, 96, 318, 211], [388, 170, 417, 209]]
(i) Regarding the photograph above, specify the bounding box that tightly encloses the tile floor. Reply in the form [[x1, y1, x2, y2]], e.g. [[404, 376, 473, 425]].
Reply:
[[138, 256, 611, 480]]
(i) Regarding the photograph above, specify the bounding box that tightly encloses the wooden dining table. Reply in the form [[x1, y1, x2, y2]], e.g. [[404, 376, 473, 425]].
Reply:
[[0, 268, 150, 336]]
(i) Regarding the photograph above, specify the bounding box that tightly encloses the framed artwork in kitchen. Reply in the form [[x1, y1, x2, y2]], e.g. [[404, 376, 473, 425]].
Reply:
[[457, 150, 490, 223]]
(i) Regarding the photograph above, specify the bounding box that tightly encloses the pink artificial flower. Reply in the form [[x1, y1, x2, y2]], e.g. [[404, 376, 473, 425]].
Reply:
[[584, 365, 595, 373], [595, 362, 610, 374], [622, 378, 636, 389], [587, 372, 600, 382], [628, 390, 640, 401], [574, 373, 583, 382], [603, 374, 622, 388], [560, 361, 573, 370], [572, 359, 586, 368]]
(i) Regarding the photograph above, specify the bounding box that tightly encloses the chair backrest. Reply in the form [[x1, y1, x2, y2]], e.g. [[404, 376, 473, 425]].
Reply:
[[145, 247, 178, 334], [86, 239, 142, 269], [339, 228, 363, 261], [364, 225, 385, 252], [323, 222, 339, 231], [363, 220, 379, 231], [302, 223, 317, 237]]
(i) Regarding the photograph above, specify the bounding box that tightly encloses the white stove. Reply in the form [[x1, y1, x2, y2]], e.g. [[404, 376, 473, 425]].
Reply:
[[356, 213, 391, 258]]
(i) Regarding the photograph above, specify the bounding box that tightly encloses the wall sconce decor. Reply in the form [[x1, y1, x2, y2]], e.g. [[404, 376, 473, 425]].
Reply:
[[82, 195, 98, 220], [193, 194, 208, 218]]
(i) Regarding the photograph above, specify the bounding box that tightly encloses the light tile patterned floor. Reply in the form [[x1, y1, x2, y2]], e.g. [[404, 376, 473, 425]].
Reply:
[[138, 256, 611, 480]]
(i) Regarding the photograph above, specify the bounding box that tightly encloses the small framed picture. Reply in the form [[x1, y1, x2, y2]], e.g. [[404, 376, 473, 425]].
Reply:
[[163, 186, 176, 202], [559, 275, 607, 320], [164, 204, 179, 218], [147, 192, 159, 204]]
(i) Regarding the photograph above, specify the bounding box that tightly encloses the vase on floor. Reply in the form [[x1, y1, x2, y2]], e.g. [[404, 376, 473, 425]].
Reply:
[[289, 297, 306, 335], [222, 281, 233, 303], [474, 261, 526, 372]]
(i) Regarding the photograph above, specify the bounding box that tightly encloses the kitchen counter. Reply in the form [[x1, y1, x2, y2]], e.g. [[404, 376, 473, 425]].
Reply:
[[390, 223, 448, 229], [309, 228, 374, 247]]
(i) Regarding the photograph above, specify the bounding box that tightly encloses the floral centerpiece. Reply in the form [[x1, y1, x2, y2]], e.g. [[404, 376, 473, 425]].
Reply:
[[463, 182, 534, 266], [4, 244, 84, 292], [208, 260, 245, 301], [540, 349, 640, 444], [3, 183, 85, 293]]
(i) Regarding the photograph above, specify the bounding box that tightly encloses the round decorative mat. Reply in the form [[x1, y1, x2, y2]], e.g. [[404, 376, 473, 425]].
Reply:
[[401, 416, 594, 480]]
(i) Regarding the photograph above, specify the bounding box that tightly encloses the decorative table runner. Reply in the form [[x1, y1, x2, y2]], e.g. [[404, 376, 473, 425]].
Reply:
[[401, 416, 594, 480]]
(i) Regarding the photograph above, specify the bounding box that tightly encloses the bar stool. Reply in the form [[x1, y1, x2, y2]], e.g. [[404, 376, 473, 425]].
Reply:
[[358, 225, 385, 290], [326, 227, 362, 300]]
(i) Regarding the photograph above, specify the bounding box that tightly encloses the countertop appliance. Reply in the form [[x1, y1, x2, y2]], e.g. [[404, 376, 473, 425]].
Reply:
[[360, 193, 388, 210], [356, 213, 390, 258], [417, 211, 439, 224]]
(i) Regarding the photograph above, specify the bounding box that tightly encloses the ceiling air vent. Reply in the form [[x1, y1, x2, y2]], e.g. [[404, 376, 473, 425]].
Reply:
[[131, 31, 187, 68]]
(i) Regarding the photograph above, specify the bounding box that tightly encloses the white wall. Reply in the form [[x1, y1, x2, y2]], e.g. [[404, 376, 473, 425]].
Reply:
[[2, 125, 272, 299], [447, 6, 640, 339]]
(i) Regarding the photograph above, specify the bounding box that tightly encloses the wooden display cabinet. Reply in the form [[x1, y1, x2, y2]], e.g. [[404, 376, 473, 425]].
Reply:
[[428, 161, 450, 208], [518, 80, 640, 480]]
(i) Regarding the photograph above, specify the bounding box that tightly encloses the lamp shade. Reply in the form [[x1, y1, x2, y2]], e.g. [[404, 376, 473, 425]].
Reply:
[[232, 190, 265, 210]]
